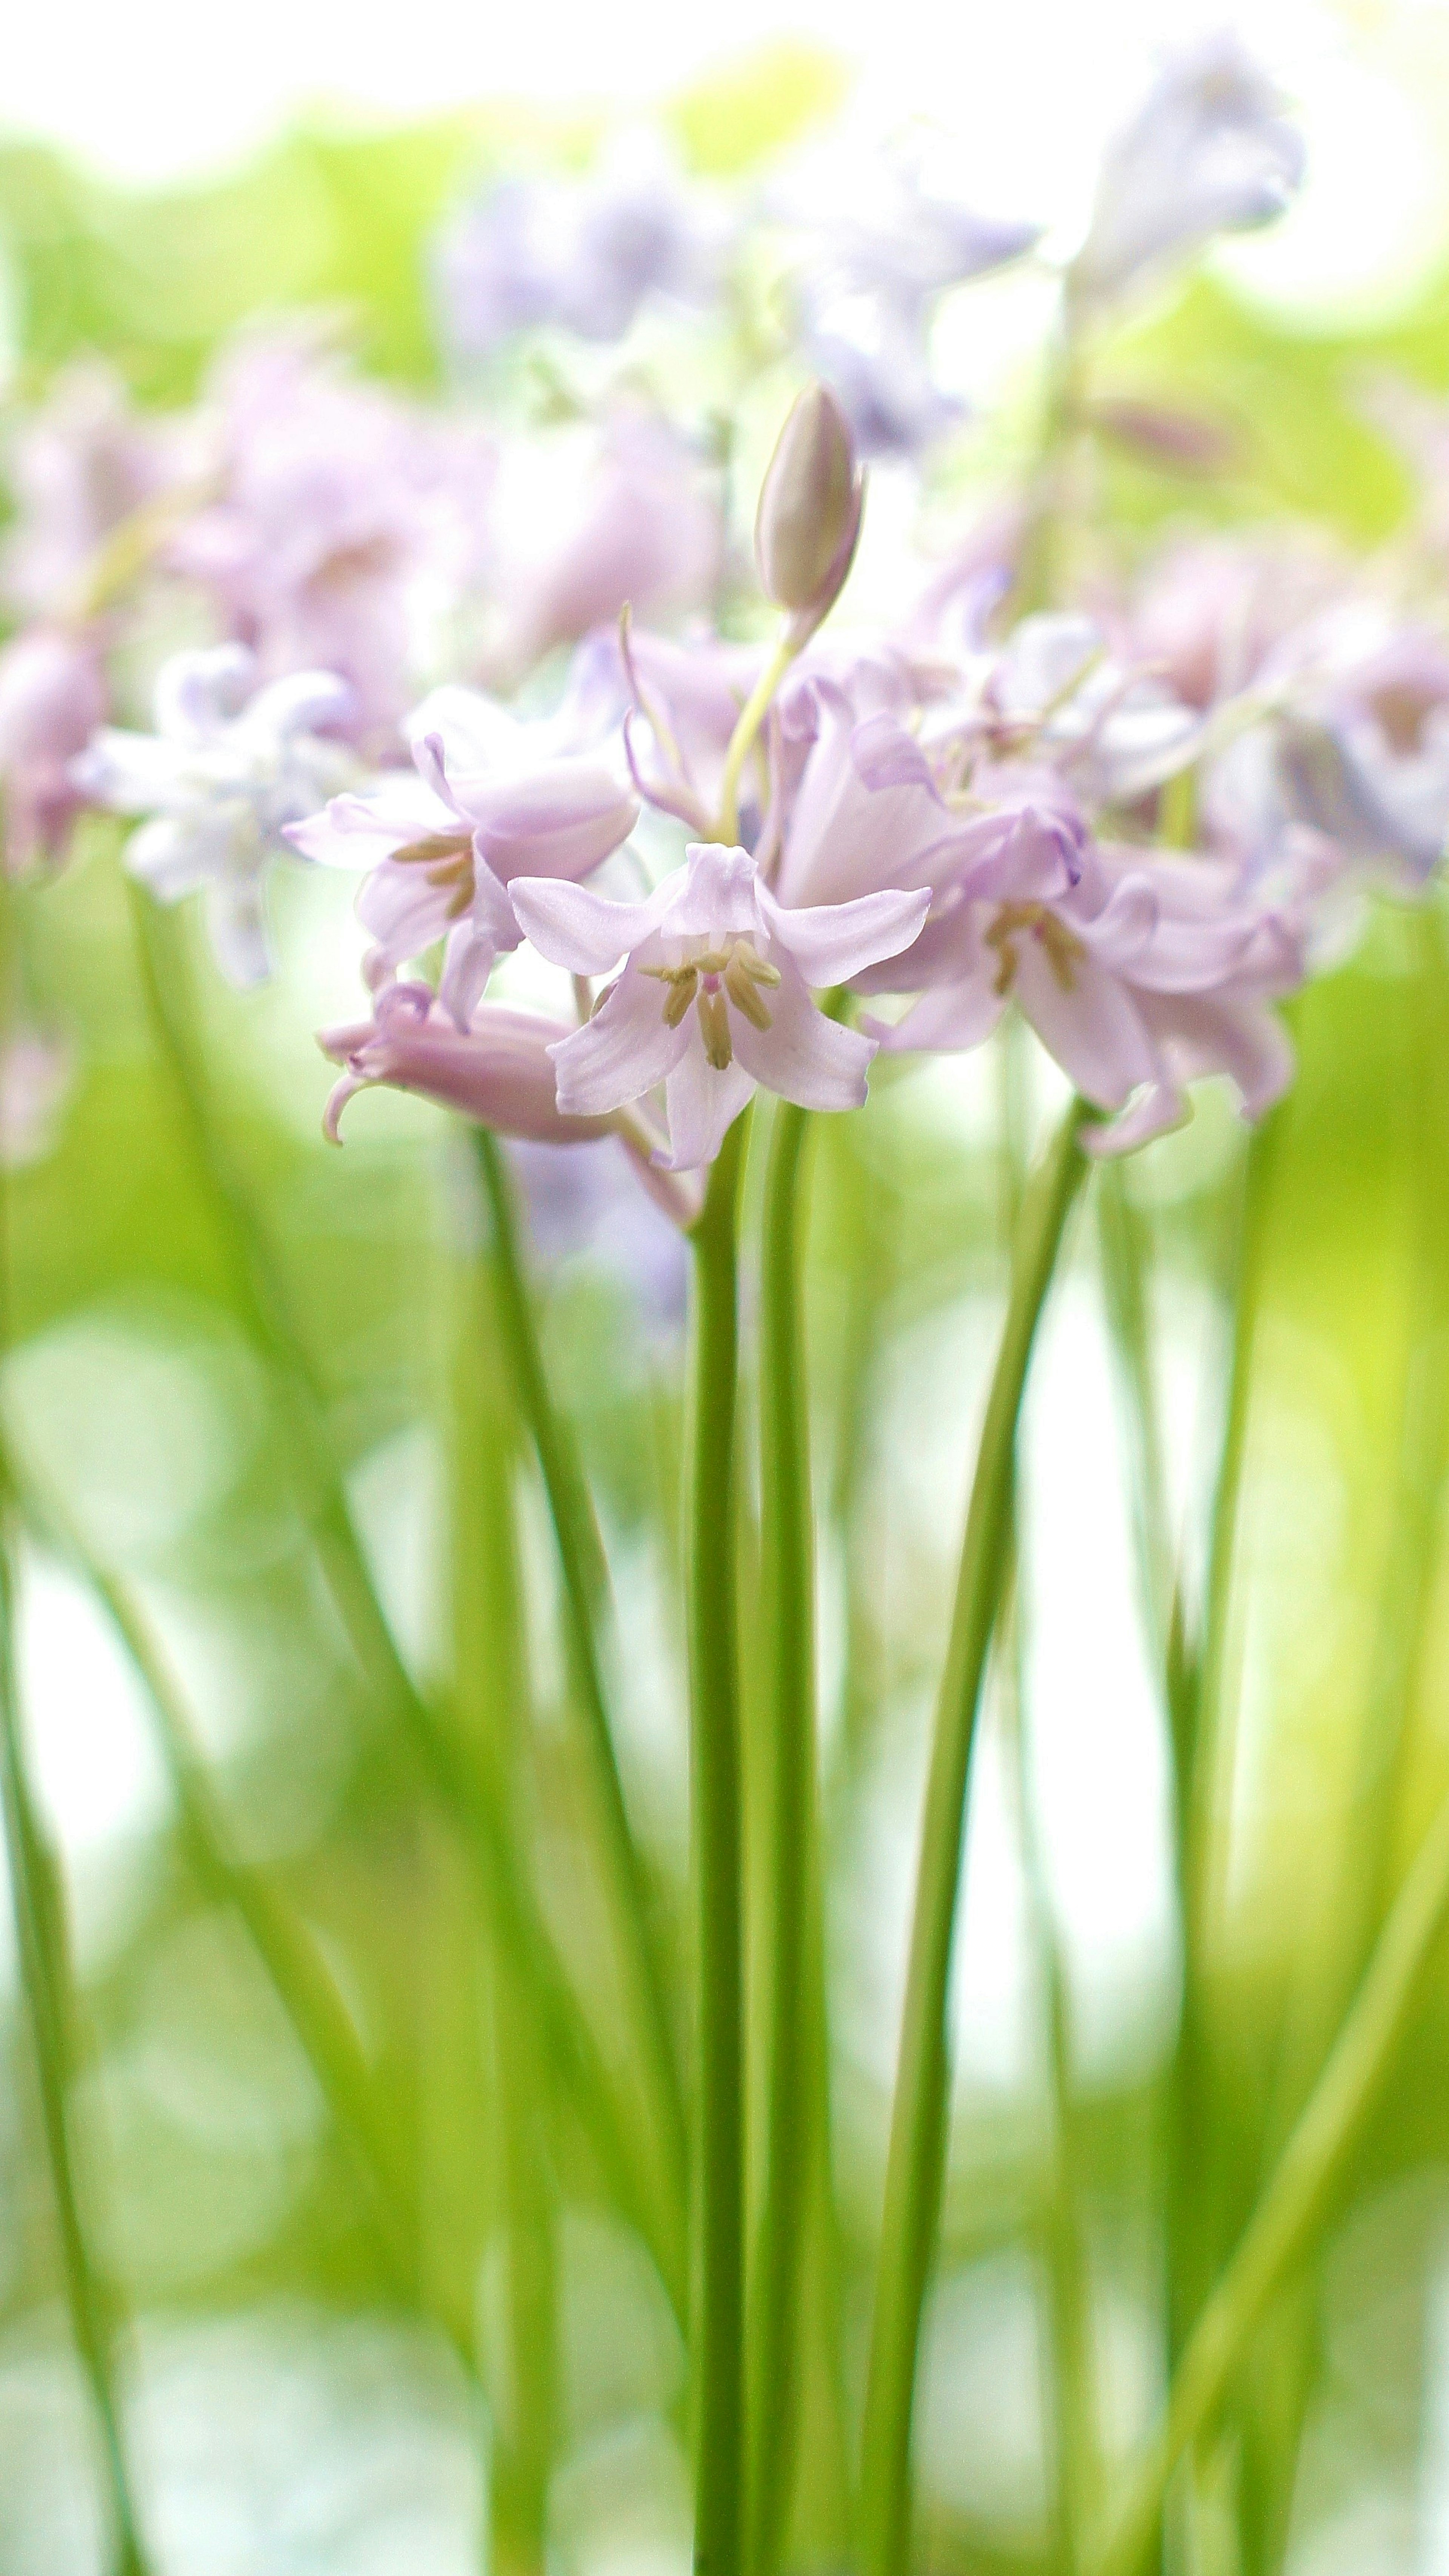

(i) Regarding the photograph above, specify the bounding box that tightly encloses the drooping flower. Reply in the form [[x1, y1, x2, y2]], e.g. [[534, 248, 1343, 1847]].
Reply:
[[71, 645, 354, 986], [170, 329, 495, 747], [286, 690, 639, 1026], [0, 628, 108, 873], [318, 983, 612, 1144], [436, 139, 729, 357], [510, 840, 930, 1169], [876, 814, 1303, 1152], [1068, 32, 1305, 314]]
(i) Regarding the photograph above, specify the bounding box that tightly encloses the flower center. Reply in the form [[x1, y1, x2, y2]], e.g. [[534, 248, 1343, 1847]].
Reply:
[[391, 829, 476, 920], [641, 936, 782, 1069], [985, 902, 1086, 997]]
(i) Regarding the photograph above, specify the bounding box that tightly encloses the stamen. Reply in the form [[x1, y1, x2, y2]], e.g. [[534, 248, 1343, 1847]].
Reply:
[[663, 970, 699, 1028], [392, 829, 474, 867], [697, 986, 733, 1068], [984, 902, 1086, 997], [724, 952, 774, 1029]]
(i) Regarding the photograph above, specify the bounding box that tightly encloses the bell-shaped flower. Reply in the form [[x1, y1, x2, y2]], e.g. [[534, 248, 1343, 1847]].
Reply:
[[0, 627, 108, 873], [1069, 32, 1304, 314], [877, 826, 1303, 1153], [318, 983, 612, 1144], [288, 692, 640, 1027], [71, 644, 354, 986], [981, 613, 1204, 803], [510, 841, 931, 1170]]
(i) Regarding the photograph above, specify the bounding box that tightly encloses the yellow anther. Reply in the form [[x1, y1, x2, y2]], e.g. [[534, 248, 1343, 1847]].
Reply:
[[392, 829, 474, 868], [697, 986, 734, 1069], [985, 902, 1084, 997], [724, 952, 774, 1029], [732, 938, 781, 988], [663, 971, 699, 1028]]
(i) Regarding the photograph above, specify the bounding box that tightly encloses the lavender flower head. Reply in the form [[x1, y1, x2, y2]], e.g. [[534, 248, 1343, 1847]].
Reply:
[[438, 137, 730, 360], [72, 645, 355, 987], [1068, 30, 1306, 314], [1, 361, 189, 623]]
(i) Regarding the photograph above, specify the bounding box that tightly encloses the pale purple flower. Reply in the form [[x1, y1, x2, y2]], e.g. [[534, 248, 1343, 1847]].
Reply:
[[510, 840, 930, 1170], [171, 329, 495, 746], [1069, 32, 1305, 313], [318, 983, 612, 1143], [2, 362, 188, 621], [781, 140, 1038, 458], [978, 614, 1204, 803], [490, 413, 722, 680], [1121, 534, 1344, 711], [438, 140, 729, 356], [72, 644, 354, 986], [0, 627, 108, 872], [287, 693, 639, 1025], [877, 820, 1302, 1152]]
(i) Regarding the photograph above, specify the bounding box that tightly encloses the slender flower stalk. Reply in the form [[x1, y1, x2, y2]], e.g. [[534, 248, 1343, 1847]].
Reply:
[[715, 637, 797, 845], [472, 1127, 689, 2258], [126, 884, 683, 2310], [748, 1095, 821, 2576], [1094, 1763, 1449, 2576], [686, 1111, 749, 2576], [859, 1097, 1090, 2576]]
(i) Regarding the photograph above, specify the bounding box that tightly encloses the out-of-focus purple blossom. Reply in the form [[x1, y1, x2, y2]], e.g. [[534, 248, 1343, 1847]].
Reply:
[[510, 1135, 691, 1333], [488, 412, 722, 680], [876, 810, 1303, 1152], [1068, 31, 1305, 314], [781, 142, 1039, 459], [977, 612, 1205, 802], [0, 1022, 72, 1170], [511, 840, 929, 1170], [170, 330, 495, 748], [1, 362, 190, 621], [1119, 534, 1345, 710], [318, 983, 611, 1144], [288, 689, 638, 1025], [1205, 609, 1449, 892], [72, 644, 355, 987], [0, 627, 108, 873], [437, 140, 731, 358]]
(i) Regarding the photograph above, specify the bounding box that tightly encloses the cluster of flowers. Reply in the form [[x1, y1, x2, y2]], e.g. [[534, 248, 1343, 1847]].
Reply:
[[4, 31, 1447, 1199]]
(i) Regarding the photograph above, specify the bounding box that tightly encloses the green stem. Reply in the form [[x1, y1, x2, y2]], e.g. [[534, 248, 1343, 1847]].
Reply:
[[748, 1100, 820, 2576], [717, 637, 795, 844], [687, 1114, 749, 2576], [472, 1129, 688, 2239], [0, 1080, 149, 2575], [859, 1098, 1089, 2576], [1093, 1770, 1449, 2576], [126, 887, 680, 2310]]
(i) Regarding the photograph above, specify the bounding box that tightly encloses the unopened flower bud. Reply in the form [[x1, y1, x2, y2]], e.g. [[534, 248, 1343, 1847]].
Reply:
[[754, 385, 863, 634]]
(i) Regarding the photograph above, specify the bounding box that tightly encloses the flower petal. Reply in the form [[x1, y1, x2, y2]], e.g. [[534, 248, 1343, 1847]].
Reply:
[[729, 964, 877, 1110], [510, 874, 669, 974], [658, 1039, 755, 1169], [1015, 943, 1159, 1109], [548, 965, 691, 1113], [757, 881, 931, 987]]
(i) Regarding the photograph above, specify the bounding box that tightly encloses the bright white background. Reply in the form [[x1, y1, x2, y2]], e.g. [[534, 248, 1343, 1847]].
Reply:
[[10, 0, 1449, 328]]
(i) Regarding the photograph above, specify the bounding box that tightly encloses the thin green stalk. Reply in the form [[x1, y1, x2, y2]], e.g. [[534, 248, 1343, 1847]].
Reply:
[[1093, 1769, 1449, 2576], [859, 1098, 1089, 2576], [716, 638, 795, 844], [748, 1099, 820, 2576], [472, 1129, 687, 2235], [687, 1114, 749, 2576], [125, 888, 680, 2307]]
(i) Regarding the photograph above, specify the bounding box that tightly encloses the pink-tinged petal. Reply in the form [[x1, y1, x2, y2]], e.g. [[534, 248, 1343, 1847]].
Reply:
[[948, 803, 1086, 904], [1144, 989, 1294, 1117], [469, 853, 525, 951], [318, 999, 612, 1143], [244, 669, 355, 740], [285, 775, 447, 868], [439, 922, 499, 1028], [757, 881, 931, 987], [661, 844, 763, 941], [658, 1039, 755, 1170], [356, 861, 458, 964], [469, 761, 639, 881], [414, 732, 469, 823], [730, 964, 877, 1111], [849, 712, 946, 797], [1077, 873, 1158, 969], [1015, 943, 1160, 1109], [510, 874, 669, 974], [775, 696, 950, 906], [548, 966, 691, 1114], [1081, 1081, 1191, 1158], [873, 972, 1008, 1054]]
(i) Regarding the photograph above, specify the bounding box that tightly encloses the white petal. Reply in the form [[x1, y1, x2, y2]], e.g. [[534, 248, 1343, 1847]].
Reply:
[[659, 1040, 755, 1169], [549, 966, 691, 1113], [511, 874, 668, 974], [730, 966, 875, 1111]]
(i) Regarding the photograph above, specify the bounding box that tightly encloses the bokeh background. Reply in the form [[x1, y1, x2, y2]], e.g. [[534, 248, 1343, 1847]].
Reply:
[[9, 3, 1449, 2571]]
